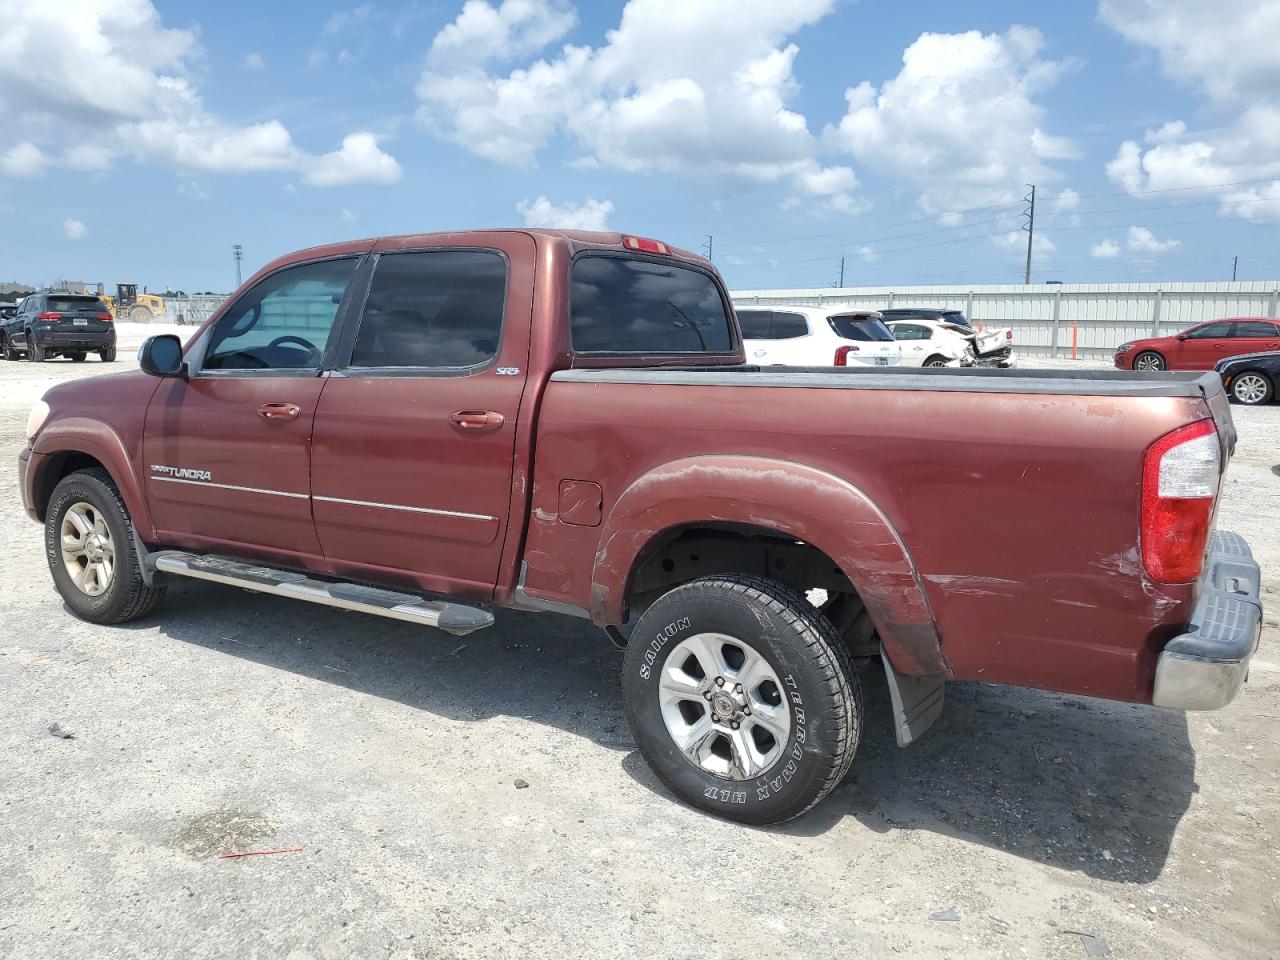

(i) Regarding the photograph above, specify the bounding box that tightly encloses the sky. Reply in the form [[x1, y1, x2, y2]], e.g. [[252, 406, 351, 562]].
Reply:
[[2, 0, 1279, 293]]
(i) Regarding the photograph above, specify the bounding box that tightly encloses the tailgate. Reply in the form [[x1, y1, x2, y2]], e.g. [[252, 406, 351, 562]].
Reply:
[[1197, 372, 1237, 458]]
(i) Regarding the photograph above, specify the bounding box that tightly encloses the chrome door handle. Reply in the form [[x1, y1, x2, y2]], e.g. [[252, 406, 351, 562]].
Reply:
[[258, 402, 301, 421], [450, 409, 505, 430]]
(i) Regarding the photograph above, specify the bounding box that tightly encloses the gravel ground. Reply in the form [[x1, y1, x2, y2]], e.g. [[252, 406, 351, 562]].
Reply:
[[1, 346, 1277, 960]]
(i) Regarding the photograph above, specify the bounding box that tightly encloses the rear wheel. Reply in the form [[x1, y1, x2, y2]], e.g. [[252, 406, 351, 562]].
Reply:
[[45, 469, 166, 624], [1134, 351, 1165, 371], [99, 345, 116, 362], [1230, 371, 1274, 406], [924, 354, 950, 368], [622, 575, 861, 824], [27, 333, 44, 362]]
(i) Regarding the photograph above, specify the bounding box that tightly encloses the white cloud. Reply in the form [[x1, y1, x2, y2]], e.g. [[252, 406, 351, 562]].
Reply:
[[1126, 225, 1180, 254], [178, 179, 207, 199], [855, 245, 877, 261], [244, 52, 266, 71], [826, 26, 1075, 213], [1053, 188, 1079, 212], [994, 230, 1055, 255], [1100, 0, 1280, 218], [1090, 239, 1121, 258], [0, 142, 46, 178], [340, 207, 360, 224], [63, 218, 87, 240], [516, 195, 614, 230], [302, 132, 402, 186], [417, 0, 859, 212], [0, 0, 400, 186]]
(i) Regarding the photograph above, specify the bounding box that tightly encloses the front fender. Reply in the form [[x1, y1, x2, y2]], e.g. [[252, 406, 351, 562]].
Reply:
[[590, 455, 949, 679], [31, 417, 155, 539]]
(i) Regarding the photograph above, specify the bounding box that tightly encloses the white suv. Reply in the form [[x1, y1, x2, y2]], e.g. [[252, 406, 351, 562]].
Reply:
[[735, 305, 903, 367]]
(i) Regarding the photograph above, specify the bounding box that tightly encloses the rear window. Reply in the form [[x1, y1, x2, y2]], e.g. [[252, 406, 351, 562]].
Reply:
[[1234, 321, 1279, 337], [47, 295, 106, 313], [827, 315, 894, 342], [571, 256, 734, 354]]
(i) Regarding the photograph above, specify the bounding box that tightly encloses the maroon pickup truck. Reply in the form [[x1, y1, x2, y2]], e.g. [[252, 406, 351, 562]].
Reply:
[[17, 230, 1262, 824]]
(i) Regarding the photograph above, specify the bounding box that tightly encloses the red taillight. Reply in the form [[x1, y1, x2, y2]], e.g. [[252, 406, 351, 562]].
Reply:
[[1140, 419, 1219, 583], [37, 312, 61, 321], [834, 345, 860, 366], [1006, 329, 1013, 340], [622, 236, 671, 255], [97, 312, 113, 322]]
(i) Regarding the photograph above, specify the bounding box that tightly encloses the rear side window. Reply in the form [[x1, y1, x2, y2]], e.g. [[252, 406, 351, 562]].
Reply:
[[204, 257, 357, 371], [892, 323, 931, 341], [736, 309, 772, 339], [571, 256, 733, 354], [47, 295, 106, 313], [1234, 321, 1279, 337], [351, 251, 506, 369], [827, 315, 894, 342]]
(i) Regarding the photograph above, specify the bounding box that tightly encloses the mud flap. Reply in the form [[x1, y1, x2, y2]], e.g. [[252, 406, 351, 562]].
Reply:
[[881, 643, 945, 747]]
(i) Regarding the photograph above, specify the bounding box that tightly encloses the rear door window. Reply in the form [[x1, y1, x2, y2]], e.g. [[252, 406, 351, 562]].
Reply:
[[350, 250, 506, 369], [771, 311, 808, 339], [1233, 321, 1279, 337], [827, 315, 894, 342], [571, 256, 734, 354], [736, 309, 773, 339], [892, 323, 931, 341]]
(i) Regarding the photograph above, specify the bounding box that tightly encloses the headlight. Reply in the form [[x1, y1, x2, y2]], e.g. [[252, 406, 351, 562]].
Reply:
[[1117, 343, 1134, 352], [25, 399, 50, 440]]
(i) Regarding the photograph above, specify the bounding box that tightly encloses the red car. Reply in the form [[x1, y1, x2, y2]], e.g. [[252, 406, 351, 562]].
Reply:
[[1115, 317, 1280, 371]]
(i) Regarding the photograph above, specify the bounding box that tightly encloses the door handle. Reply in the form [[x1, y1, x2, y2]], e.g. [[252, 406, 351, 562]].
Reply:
[[450, 409, 506, 430], [752, 350, 767, 357], [258, 402, 301, 421]]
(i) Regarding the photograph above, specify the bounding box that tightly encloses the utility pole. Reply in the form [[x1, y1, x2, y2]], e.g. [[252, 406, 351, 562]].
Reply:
[[233, 243, 243, 288], [838, 256, 845, 288], [702, 235, 713, 261], [1232, 255, 1238, 281], [1022, 184, 1036, 285]]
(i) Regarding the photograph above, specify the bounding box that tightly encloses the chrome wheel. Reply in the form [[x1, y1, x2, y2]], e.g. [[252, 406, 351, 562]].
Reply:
[[1134, 352, 1164, 371], [60, 501, 116, 596], [658, 632, 791, 781], [1233, 373, 1269, 405]]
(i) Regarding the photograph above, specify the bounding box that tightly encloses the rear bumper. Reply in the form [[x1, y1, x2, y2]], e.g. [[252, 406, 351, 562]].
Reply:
[[1152, 530, 1262, 710], [40, 332, 115, 350]]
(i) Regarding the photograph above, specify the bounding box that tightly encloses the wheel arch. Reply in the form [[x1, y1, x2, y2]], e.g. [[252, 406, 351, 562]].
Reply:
[[30, 419, 155, 538], [590, 455, 949, 679]]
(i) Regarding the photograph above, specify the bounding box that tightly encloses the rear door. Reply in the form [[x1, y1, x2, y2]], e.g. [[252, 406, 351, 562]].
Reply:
[[766, 310, 814, 365], [309, 234, 534, 599], [143, 255, 362, 563], [889, 322, 932, 366], [736, 309, 776, 363], [1229, 320, 1280, 358]]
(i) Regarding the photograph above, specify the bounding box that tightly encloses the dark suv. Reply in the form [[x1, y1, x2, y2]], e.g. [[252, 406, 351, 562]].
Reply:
[[878, 307, 972, 328], [0, 292, 117, 362]]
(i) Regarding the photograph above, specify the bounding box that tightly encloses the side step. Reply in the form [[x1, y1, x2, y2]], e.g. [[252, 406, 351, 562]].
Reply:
[[151, 551, 493, 636]]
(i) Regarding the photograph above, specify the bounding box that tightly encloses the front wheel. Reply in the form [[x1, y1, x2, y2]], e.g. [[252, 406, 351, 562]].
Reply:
[[622, 575, 861, 824], [1133, 351, 1165, 371], [45, 469, 166, 624], [1231, 371, 1274, 405]]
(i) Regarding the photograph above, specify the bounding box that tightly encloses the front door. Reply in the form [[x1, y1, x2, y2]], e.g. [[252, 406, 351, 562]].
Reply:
[[143, 255, 362, 564], [310, 234, 534, 599], [1174, 321, 1235, 369]]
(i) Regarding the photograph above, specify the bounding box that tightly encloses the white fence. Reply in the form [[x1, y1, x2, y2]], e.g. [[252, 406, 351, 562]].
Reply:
[[166, 294, 228, 326], [731, 281, 1280, 358]]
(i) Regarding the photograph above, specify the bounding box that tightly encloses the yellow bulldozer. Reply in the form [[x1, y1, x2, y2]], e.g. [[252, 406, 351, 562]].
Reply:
[[93, 283, 166, 323]]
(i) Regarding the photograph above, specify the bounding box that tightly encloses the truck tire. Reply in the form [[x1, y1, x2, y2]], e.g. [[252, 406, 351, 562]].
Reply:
[[44, 469, 166, 625], [99, 345, 116, 362], [129, 305, 153, 323], [1133, 351, 1165, 371], [622, 574, 861, 824]]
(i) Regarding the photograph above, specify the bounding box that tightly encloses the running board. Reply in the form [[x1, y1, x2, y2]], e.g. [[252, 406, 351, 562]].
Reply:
[[151, 551, 494, 636]]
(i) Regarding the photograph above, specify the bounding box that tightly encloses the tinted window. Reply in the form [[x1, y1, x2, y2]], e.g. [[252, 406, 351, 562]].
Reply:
[[204, 257, 357, 371], [351, 251, 506, 369], [571, 256, 733, 354], [1186, 322, 1233, 340], [828, 315, 894, 342], [737, 309, 773, 339], [47, 295, 106, 313], [892, 323, 931, 341], [1234, 321, 1279, 337], [772, 311, 808, 339]]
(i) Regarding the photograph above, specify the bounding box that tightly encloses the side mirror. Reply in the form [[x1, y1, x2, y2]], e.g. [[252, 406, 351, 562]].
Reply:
[[1176, 334, 1188, 341], [138, 334, 184, 377]]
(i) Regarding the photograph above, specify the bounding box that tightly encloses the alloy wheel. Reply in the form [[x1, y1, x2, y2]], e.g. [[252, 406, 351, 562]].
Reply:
[[60, 501, 116, 596], [1233, 373, 1269, 405]]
